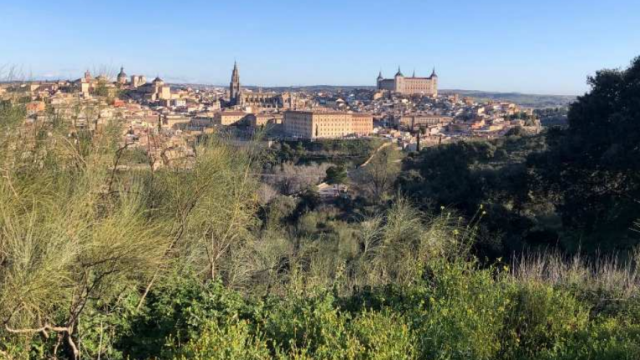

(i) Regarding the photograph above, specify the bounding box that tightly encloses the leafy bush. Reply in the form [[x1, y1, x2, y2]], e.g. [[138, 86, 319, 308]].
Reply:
[[348, 310, 417, 360], [261, 292, 356, 358], [412, 260, 512, 360], [171, 320, 271, 360], [503, 283, 589, 359], [117, 277, 253, 359]]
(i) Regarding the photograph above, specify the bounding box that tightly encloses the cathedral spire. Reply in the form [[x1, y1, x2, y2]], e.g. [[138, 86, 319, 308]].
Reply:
[[431, 67, 437, 77], [232, 61, 239, 79], [230, 61, 241, 106]]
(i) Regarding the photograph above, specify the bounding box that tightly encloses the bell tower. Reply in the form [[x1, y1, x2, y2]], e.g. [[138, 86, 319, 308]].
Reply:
[[377, 70, 384, 90], [229, 61, 241, 106], [394, 66, 404, 93], [430, 67, 438, 97]]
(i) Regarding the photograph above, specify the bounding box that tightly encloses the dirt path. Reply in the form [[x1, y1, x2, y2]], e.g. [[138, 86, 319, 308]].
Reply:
[[359, 141, 394, 167]]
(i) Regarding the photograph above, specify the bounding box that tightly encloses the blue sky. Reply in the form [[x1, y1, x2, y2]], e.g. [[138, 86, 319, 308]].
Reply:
[[1, 0, 639, 95]]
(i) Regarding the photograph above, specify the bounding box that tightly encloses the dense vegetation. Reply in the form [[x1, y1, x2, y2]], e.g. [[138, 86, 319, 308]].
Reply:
[[399, 57, 640, 258], [0, 58, 639, 359], [270, 138, 385, 166], [534, 108, 568, 127]]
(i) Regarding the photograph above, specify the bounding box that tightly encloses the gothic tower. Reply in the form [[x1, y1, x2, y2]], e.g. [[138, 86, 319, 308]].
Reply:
[[229, 61, 241, 106], [394, 66, 404, 93], [430, 67, 438, 97]]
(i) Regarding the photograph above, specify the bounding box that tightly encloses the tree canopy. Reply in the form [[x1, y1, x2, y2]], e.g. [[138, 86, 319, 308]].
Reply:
[[529, 56, 640, 250]]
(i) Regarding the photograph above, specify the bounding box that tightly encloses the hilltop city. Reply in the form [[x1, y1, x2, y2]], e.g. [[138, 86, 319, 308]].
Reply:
[[0, 63, 562, 170]]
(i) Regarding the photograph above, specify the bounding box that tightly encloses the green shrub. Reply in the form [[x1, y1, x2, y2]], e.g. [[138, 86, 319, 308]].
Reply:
[[115, 263, 640, 360], [348, 310, 417, 360], [542, 317, 640, 360], [117, 277, 254, 359], [503, 282, 590, 359], [261, 292, 357, 358], [414, 260, 513, 360], [171, 320, 271, 360]]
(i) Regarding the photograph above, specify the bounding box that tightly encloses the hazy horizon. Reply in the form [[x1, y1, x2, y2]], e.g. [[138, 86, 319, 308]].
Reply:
[[0, 72, 579, 97]]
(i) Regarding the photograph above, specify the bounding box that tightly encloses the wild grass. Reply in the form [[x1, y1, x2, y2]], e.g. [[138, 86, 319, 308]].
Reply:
[[512, 249, 640, 300]]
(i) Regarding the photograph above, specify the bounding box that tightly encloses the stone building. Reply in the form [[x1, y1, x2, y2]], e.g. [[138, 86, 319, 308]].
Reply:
[[239, 91, 305, 111], [131, 75, 147, 88], [396, 114, 453, 129], [227, 62, 304, 111], [240, 91, 281, 110], [136, 77, 171, 101], [377, 67, 438, 96], [352, 113, 374, 135], [214, 110, 249, 125], [249, 113, 283, 127], [71, 70, 116, 96], [74, 70, 93, 95], [284, 110, 373, 139]]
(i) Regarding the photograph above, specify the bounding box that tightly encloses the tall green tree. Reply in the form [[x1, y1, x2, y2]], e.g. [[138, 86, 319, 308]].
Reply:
[[325, 165, 348, 185], [530, 56, 640, 250]]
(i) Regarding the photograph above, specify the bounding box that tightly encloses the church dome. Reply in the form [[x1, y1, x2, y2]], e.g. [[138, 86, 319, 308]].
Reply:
[[117, 67, 127, 78]]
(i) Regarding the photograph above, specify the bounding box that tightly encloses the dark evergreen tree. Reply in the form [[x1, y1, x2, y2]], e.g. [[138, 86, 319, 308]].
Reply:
[[530, 57, 640, 251]]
